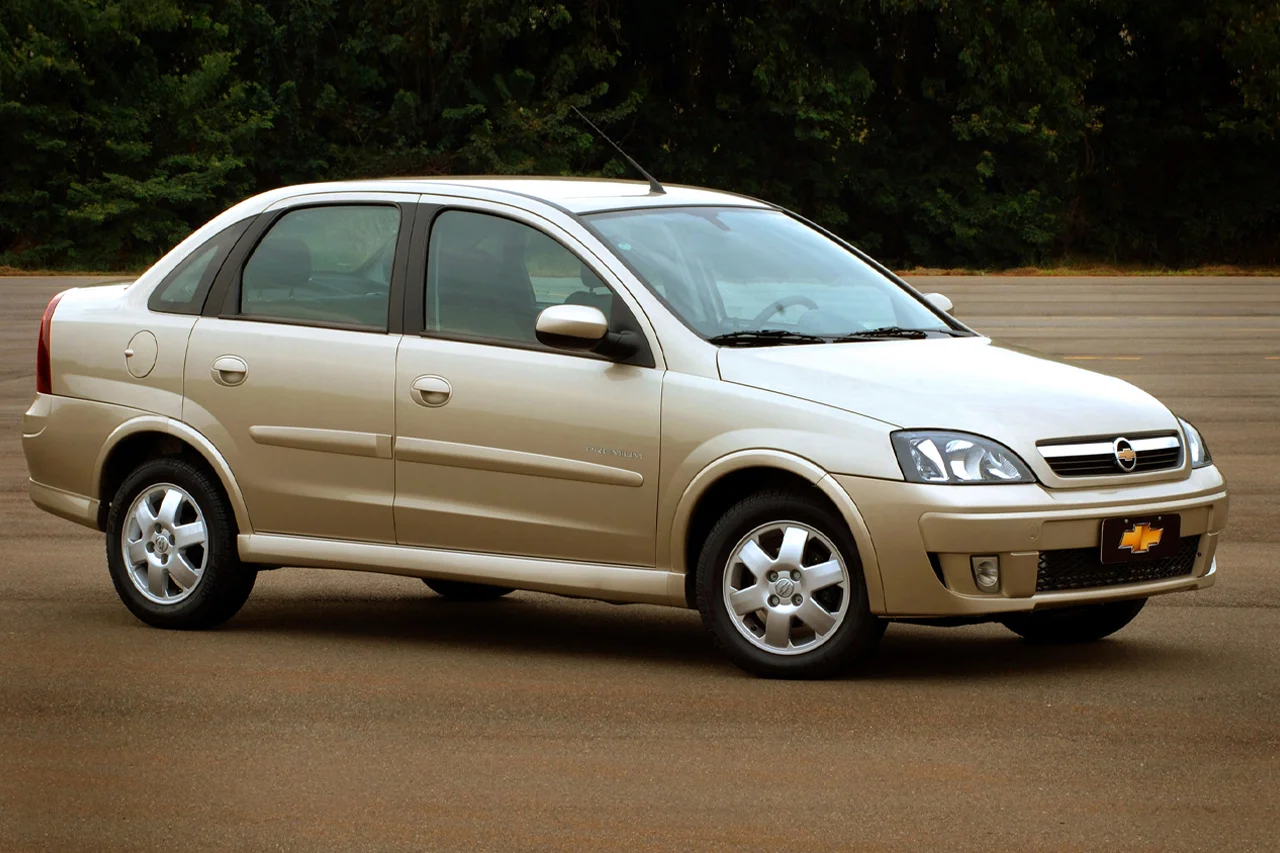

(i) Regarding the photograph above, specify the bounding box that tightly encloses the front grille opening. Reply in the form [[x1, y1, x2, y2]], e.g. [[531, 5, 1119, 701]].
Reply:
[[1046, 455, 1125, 476], [1036, 536, 1200, 592], [1134, 448, 1181, 471]]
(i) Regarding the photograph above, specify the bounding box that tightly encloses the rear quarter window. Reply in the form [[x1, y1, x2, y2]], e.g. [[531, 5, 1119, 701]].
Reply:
[[149, 219, 252, 315]]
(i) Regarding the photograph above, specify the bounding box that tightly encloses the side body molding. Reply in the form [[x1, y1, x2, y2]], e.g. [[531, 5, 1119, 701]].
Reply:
[[665, 450, 886, 613], [250, 425, 393, 460], [93, 416, 254, 534], [394, 436, 644, 487]]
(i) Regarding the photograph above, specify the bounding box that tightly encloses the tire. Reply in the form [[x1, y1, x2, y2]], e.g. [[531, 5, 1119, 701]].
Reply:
[[695, 490, 884, 679], [1000, 598, 1147, 643], [422, 578, 515, 601], [105, 457, 256, 630]]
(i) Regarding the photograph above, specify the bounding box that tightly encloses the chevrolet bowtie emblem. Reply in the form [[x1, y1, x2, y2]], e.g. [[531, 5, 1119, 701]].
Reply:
[[1113, 437, 1137, 472], [1119, 523, 1163, 554]]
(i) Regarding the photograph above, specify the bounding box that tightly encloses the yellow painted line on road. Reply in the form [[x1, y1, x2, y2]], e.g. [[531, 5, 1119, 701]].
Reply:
[[980, 315, 1280, 321], [1064, 356, 1142, 361], [988, 327, 1279, 333], [1135, 315, 1280, 321], [1267, 356, 1280, 360]]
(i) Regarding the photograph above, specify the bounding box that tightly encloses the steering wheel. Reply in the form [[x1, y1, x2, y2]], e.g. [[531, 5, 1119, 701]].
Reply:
[[748, 295, 820, 327]]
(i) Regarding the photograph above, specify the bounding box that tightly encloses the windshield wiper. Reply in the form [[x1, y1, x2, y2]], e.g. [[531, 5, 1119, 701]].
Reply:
[[920, 327, 976, 337], [707, 329, 829, 347], [833, 326, 973, 342]]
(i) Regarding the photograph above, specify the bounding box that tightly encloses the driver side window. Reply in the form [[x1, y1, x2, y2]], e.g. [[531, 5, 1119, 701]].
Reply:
[[241, 205, 400, 329], [425, 210, 614, 345]]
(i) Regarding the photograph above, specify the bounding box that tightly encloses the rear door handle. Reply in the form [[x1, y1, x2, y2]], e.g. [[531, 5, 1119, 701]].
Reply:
[[211, 355, 248, 387], [410, 375, 452, 407]]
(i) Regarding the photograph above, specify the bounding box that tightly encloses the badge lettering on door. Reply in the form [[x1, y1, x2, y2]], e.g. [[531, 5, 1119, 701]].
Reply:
[[586, 446, 643, 460]]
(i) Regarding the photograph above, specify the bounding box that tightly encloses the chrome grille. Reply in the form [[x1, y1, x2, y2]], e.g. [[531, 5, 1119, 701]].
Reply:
[[1038, 433, 1182, 477]]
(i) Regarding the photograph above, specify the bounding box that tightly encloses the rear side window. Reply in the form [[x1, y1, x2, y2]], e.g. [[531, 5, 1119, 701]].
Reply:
[[149, 219, 250, 315], [241, 205, 401, 330]]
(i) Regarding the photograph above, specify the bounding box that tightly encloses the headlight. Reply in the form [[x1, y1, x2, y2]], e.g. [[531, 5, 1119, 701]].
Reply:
[[1178, 417, 1213, 468], [891, 430, 1035, 485]]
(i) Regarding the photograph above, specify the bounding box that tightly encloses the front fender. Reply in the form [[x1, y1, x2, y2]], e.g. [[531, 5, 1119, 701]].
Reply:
[[662, 449, 886, 614]]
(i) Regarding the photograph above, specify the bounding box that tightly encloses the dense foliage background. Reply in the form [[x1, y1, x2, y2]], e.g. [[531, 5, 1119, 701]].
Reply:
[[2, 0, 1278, 270]]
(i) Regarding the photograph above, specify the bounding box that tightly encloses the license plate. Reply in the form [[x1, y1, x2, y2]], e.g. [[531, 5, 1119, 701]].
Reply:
[[1100, 514, 1181, 564]]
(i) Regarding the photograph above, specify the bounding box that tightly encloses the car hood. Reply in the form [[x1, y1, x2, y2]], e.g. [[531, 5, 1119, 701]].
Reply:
[[717, 337, 1179, 445]]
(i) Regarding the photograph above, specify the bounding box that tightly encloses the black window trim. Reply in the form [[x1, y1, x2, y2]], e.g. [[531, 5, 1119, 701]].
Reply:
[[203, 198, 418, 335], [404, 202, 655, 368], [148, 217, 254, 316]]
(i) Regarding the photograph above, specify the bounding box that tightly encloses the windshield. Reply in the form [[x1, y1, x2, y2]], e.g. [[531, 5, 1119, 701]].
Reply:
[[586, 207, 952, 339]]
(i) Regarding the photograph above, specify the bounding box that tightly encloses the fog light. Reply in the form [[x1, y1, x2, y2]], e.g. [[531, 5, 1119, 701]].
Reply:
[[970, 556, 1001, 593]]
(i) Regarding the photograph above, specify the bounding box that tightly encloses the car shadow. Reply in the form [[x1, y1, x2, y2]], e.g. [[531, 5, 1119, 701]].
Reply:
[[216, 587, 1204, 681], [229, 591, 719, 670], [861, 625, 1205, 682]]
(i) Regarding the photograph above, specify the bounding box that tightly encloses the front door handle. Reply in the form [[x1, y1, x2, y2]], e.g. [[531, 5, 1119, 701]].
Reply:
[[410, 375, 452, 407], [211, 355, 248, 387]]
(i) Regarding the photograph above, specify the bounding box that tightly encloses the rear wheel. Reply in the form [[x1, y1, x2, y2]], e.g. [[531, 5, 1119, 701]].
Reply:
[[105, 457, 256, 629], [696, 490, 884, 679], [422, 578, 515, 601], [1000, 598, 1147, 643]]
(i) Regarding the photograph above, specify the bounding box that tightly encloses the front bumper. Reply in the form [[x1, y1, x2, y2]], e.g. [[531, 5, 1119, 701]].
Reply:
[[835, 466, 1228, 618]]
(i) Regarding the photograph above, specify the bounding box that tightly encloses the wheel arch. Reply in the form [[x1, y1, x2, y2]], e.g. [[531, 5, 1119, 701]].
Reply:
[[669, 450, 885, 613], [93, 417, 253, 535]]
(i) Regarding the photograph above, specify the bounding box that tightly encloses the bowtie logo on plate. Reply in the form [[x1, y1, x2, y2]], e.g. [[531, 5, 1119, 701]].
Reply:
[[1119, 523, 1163, 554]]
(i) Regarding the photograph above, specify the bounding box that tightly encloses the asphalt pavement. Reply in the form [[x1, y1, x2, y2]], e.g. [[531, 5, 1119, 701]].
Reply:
[[1, 275, 1277, 852]]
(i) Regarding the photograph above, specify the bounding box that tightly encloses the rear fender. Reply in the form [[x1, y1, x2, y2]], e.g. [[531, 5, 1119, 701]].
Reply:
[[94, 416, 253, 534]]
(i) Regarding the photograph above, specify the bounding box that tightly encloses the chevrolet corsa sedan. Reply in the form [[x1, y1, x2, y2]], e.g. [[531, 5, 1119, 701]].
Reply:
[[23, 178, 1228, 678]]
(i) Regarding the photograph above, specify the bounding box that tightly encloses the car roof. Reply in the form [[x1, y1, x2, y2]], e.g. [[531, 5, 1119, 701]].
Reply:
[[265, 176, 776, 215]]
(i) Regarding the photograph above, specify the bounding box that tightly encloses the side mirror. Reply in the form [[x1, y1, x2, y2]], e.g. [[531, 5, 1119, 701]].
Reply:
[[535, 304, 643, 360], [535, 304, 609, 351], [924, 292, 954, 315]]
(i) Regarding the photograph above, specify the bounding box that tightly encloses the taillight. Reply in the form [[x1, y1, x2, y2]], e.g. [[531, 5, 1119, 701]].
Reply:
[[36, 291, 67, 395]]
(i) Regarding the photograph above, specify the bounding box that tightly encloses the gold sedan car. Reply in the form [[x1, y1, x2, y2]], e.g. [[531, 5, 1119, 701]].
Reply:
[[23, 178, 1227, 678]]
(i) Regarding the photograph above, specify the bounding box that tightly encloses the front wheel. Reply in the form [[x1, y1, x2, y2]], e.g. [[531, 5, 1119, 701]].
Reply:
[[695, 491, 884, 679], [105, 457, 256, 629], [999, 598, 1147, 643]]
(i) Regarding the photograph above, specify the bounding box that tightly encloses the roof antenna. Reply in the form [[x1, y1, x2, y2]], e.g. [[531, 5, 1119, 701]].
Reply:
[[571, 106, 665, 195]]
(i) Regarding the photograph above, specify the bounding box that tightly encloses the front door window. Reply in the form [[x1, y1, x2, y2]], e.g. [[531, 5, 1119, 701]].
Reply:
[[425, 210, 613, 344]]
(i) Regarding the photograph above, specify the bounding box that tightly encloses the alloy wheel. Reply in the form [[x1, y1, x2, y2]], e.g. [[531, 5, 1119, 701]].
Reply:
[[721, 521, 851, 655], [120, 483, 208, 605]]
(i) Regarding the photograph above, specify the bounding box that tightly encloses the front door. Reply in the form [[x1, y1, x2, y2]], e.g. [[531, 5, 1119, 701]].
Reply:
[[183, 196, 413, 543], [393, 205, 662, 566]]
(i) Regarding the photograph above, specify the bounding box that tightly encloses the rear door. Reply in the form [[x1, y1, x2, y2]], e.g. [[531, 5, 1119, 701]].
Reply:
[[182, 193, 416, 543]]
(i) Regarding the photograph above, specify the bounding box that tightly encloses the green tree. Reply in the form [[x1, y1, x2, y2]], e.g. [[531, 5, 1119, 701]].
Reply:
[[1, 0, 1276, 270], [0, 0, 272, 267], [1072, 0, 1280, 263]]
